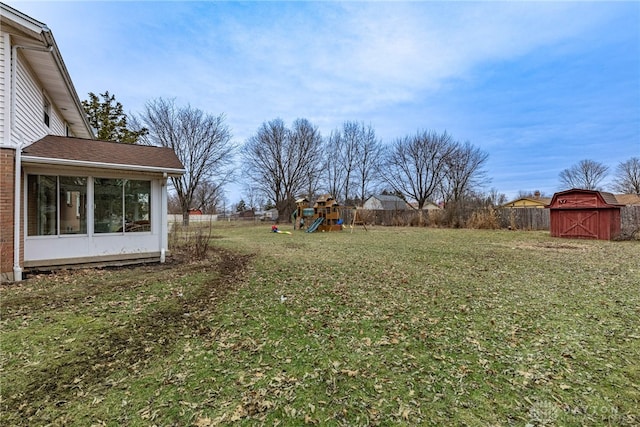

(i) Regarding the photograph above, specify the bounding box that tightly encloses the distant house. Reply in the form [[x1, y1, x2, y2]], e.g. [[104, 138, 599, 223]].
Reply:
[[408, 201, 441, 211], [501, 192, 551, 208], [262, 208, 279, 221], [614, 194, 640, 206], [237, 209, 255, 219], [363, 195, 410, 211], [189, 208, 203, 215], [0, 4, 184, 282]]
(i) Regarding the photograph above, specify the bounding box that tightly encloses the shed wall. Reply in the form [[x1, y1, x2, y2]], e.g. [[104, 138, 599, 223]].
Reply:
[[550, 209, 621, 240], [548, 189, 623, 240]]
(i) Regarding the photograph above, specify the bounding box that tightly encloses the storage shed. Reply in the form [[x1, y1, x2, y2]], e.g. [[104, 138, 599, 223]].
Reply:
[[547, 189, 623, 240]]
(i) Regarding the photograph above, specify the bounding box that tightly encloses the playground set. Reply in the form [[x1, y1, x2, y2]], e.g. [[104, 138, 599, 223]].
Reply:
[[293, 194, 344, 233]]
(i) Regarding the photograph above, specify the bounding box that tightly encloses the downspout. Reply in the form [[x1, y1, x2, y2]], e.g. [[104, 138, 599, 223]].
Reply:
[[13, 135, 24, 281], [160, 172, 168, 263], [11, 42, 54, 281]]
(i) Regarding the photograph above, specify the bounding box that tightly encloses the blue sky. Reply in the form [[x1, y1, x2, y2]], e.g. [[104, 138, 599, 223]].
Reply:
[[9, 0, 640, 203]]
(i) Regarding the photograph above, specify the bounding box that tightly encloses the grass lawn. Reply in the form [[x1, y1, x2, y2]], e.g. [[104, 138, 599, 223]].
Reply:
[[1, 224, 638, 426]]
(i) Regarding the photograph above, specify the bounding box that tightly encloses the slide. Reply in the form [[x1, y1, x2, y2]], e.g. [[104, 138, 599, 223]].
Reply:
[[305, 217, 324, 233]]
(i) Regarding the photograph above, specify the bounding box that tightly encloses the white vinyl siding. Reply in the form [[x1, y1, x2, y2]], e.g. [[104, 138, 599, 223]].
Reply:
[[15, 55, 49, 142], [13, 53, 67, 143], [47, 96, 66, 136]]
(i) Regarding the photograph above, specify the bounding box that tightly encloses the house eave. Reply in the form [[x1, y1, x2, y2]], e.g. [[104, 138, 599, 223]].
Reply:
[[2, 3, 94, 139], [21, 155, 186, 177], [42, 28, 94, 138]]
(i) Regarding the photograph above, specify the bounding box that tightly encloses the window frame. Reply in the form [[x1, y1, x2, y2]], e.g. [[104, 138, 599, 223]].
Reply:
[[26, 174, 88, 237], [93, 178, 152, 234], [43, 96, 51, 128], [25, 172, 153, 237]]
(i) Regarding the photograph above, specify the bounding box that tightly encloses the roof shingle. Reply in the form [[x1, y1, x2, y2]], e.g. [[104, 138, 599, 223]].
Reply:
[[22, 135, 184, 174]]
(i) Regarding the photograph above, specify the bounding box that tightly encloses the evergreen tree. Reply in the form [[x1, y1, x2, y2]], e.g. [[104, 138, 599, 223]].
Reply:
[[82, 91, 148, 143]]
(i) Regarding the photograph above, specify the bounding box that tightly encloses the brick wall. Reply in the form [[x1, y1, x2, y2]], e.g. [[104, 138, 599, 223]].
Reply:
[[0, 148, 16, 281]]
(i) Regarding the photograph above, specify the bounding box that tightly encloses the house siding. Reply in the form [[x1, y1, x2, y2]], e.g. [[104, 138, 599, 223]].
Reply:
[[363, 198, 383, 210], [0, 26, 69, 281], [15, 56, 51, 143], [13, 52, 68, 144], [1, 4, 182, 281], [363, 196, 409, 211]]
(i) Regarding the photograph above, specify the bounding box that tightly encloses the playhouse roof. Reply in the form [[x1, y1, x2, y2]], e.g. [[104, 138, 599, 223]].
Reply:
[[314, 194, 338, 207]]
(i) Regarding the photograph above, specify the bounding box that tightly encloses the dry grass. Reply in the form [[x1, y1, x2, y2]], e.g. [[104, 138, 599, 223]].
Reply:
[[1, 224, 638, 426]]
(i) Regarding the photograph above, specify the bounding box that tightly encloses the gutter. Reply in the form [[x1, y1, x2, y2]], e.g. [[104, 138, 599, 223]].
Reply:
[[13, 136, 24, 281]]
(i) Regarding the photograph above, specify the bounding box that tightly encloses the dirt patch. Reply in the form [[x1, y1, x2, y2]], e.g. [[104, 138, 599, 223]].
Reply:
[[1, 247, 252, 422], [510, 242, 592, 252]]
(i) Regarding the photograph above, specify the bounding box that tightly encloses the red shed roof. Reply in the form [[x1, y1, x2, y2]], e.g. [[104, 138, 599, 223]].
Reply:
[[22, 135, 185, 176], [546, 188, 623, 209]]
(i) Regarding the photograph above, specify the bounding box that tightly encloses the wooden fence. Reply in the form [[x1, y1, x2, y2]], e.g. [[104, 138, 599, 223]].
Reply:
[[496, 208, 550, 230], [342, 209, 432, 227], [168, 206, 639, 237], [341, 206, 640, 235], [620, 205, 640, 239], [345, 208, 550, 229], [495, 206, 639, 235]]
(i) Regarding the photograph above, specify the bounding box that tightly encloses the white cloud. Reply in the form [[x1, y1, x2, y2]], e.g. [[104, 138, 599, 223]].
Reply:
[[8, 0, 637, 201]]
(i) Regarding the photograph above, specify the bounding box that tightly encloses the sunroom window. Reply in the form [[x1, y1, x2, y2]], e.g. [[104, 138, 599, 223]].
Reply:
[[27, 175, 87, 236], [94, 178, 151, 233]]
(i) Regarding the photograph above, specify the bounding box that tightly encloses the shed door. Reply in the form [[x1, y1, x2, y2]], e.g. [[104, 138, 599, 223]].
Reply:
[[559, 210, 599, 239]]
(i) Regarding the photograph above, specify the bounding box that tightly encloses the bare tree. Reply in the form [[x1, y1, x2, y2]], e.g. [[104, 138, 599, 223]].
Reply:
[[242, 185, 264, 211], [611, 157, 640, 195], [139, 98, 235, 225], [381, 130, 456, 210], [442, 141, 489, 203], [440, 140, 490, 227], [324, 129, 345, 201], [244, 119, 288, 214], [339, 122, 364, 204], [243, 118, 323, 221], [486, 188, 507, 206], [323, 121, 382, 205], [168, 192, 181, 214], [291, 118, 324, 202], [354, 123, 383, 205], [558, 159, 609, 191], [192, 180, 224, 214]]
